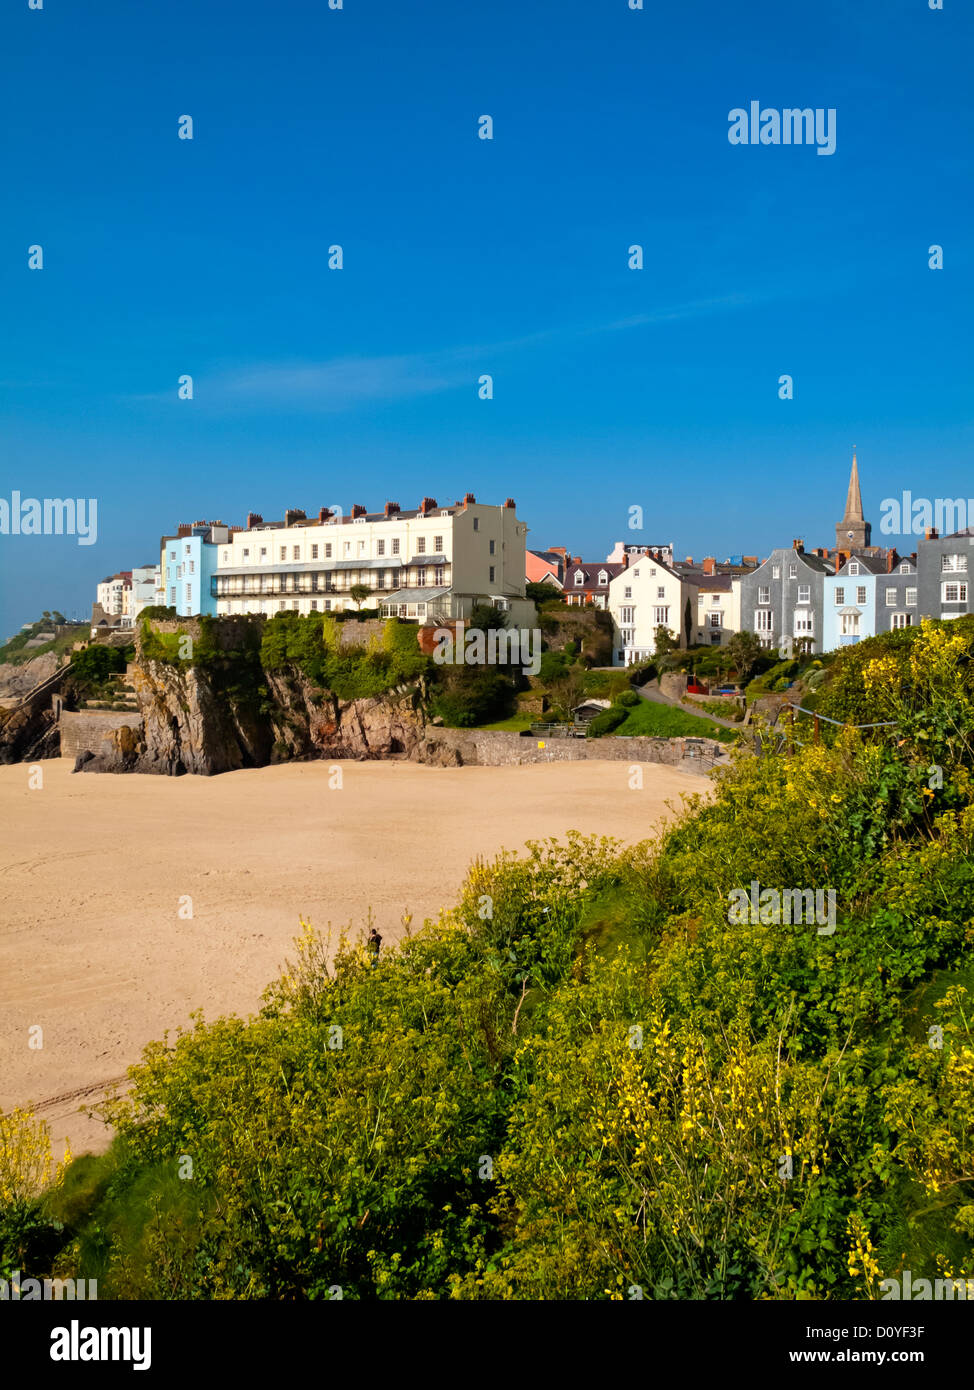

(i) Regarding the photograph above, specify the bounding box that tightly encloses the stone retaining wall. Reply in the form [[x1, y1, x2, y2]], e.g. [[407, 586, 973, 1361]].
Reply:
[[422, 728, 723, 772], [59, 710, 144, 759]]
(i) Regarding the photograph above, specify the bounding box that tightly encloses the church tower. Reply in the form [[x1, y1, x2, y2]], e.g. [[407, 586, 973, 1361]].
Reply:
[[836, 449, 871, 551]]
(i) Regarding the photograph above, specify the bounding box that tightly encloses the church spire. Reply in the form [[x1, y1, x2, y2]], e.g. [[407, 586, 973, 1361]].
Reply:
[[835, 447, 871, 552], [843, 447, 864, 522]]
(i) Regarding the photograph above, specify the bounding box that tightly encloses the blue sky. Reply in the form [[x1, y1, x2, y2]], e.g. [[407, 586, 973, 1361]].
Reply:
[[1, 0, 971, 636]]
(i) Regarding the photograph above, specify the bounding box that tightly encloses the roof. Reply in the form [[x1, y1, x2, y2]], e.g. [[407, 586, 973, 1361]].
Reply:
[[836, 554, 888, 575], [381, 587, 451, 602], [565, 562, 627, 585], [682, 572, 734, 591]]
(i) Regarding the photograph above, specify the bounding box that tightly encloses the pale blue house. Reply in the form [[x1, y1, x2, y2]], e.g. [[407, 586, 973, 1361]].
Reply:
[[159, 522, 230, 616]]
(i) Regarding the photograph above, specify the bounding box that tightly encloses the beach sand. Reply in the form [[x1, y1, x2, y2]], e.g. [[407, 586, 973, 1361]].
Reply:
[[0, 756, 707, 1156]]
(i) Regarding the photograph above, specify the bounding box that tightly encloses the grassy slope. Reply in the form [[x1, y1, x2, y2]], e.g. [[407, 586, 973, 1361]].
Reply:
[[613, 696, 739, 743]]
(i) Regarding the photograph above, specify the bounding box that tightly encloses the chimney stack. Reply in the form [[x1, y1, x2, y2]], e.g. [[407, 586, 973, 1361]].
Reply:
[[384, 501, 401, 518], [685, 555, 694, 566], [318, 507, 333, 524], [419, 497, 437, 516], [284, 508, 307, 528], [504, 497, 515, 509], [463, 492, 476, 508], [793, 538, 804, 552], [886, 548, 899, 573], [351, 503, 367, 519], [246, 512, 263, 529], [703, 556, 716, 576], [834, 553, 841, 573], [925, 527, 938, 540]]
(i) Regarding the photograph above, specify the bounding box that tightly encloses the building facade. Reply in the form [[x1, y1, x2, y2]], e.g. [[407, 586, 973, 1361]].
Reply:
[[210, 495, 534, 628], [161, 522, 230, 617], [823, 554, 918, 648], [737, 542, 833, 655], [607, 552, 689, 665], [916, 529, 973, 622]]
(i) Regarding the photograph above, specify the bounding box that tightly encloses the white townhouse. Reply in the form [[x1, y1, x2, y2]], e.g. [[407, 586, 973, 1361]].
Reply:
[[211, 494, 535, 628], [607, 552, 690, 666]]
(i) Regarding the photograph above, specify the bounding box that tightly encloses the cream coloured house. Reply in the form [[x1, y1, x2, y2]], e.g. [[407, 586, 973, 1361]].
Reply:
[[212, 494, 535, 627], [607, 553, 690, 666]]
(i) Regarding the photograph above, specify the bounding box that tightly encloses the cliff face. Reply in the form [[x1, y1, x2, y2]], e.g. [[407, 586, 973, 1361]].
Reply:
[[76, 658, 457, 775], [0, 653, 65, 765]]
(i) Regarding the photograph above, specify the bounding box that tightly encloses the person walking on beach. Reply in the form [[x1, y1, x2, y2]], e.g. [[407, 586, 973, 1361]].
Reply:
[[367, 927, 382, 966]]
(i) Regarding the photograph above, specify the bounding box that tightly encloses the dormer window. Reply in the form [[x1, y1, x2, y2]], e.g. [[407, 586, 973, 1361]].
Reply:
[[849, 562, 860, 575], [574, 572, 584, 586], [598, 570, 608, 585], [899, 562, 911, 573]]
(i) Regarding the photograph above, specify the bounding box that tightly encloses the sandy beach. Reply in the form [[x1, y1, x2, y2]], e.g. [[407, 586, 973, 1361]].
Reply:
[[0, 756, 706, 1156]]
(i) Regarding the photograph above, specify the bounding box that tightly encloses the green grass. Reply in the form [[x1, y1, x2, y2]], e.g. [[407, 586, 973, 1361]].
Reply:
[[0, 625, 86, 666], [476, 712, 534, 732], [612, 697, 739, 743]]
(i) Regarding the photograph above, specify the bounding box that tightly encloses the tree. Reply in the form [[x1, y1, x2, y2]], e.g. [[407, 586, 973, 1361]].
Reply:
[[526, 581, 559, 605], [725, 630, 764, 685], [684, 597, 693, 650], [468, 602, 509, 632], [348, 584, 372, 611], [653, 625, 679, 662]]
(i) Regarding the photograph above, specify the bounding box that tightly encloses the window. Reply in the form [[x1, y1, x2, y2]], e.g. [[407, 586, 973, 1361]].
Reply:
[[434, 535, 443, 552], [344, 542, 351, 556], [794, 612, 814, 635], [797, 584, 810, 604], [906, 588, 917, 606], [417, 537, 426, 554], [489, 539, 496, 555], [434, 566, 444, 585], [653, 606, 670, 625], [657, 586, 666, 599], [709, 612, 721, 628], [310, 545, 318, 559], [169, 549, 176, 561], [392, 539, 400, 555], [377, 539, 385, 556], [311, 600, 318, 611], [223, 549, 229, 562], [758, 586, 770, 604], [293, 546, 300, 560], [185, 584, 192, 605], [185, 544, 191, 555], [755, 610, 773, 632], [279, 601, 285, 611], [788, 564, 797, 580], [772, 565, 780, 579], [900, 562, 911, 574], [292, 600, 298, 610], [325, 544, 332, 558], [489, 566, 495, 583], [834, 587, 844, 605], [840, 612, 860, 636], [621, 606, 635, 624], [856, 586, 867, 605], [472, 517, 480, 531], [633, 569, 640, 577], [242, 548, 250, 559], [169, 587, 176, 604], [942, 582, 968, 603], [574, 572, 585, 585], [885, 587, 896, 605], [848, 562, 860, 576], [417, 567, 427, 586], [942, 554, 968, 572], [620, 628, 635, 646], [891, 613, 912, 629], [649, 568, 656, 576], [358, 541, 365, 556], [624, 586, 632, 598], [598, 571, 608, 585], [323, 600, 331, 612]]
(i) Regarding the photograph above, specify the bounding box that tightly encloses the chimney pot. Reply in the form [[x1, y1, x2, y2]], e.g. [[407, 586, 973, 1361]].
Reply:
[[504, 497, 515, 509], [924, 527, 938, 540], [351, 503, 367, 518], [703, 556, 716, 576], [384, 501, 400, 518]]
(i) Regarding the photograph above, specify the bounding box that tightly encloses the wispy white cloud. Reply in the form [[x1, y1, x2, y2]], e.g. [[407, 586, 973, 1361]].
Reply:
[[127, 294, 755, 412]]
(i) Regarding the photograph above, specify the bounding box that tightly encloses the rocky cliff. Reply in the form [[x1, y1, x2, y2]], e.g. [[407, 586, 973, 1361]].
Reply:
[[75, 658, 459, 775], [0, 653, 65, 764]]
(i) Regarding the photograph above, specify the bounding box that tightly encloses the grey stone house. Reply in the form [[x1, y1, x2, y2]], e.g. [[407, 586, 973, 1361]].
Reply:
[[737, 541, 834, 656], [916, 528, 973, 621]]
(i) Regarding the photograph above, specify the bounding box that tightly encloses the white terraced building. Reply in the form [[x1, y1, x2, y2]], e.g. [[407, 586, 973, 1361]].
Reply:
[[211, 494, 536, 627]]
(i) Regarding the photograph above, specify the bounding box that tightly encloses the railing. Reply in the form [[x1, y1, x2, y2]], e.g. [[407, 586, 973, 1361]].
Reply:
[[773, 702, 898, 753]]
